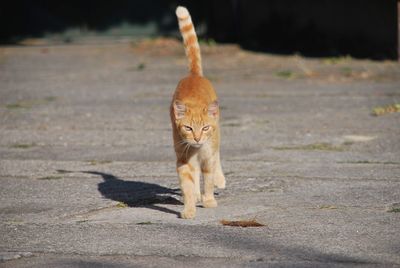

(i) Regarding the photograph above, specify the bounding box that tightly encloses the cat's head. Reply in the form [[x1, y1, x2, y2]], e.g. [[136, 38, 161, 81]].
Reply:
[[173, 100, 218, 148]]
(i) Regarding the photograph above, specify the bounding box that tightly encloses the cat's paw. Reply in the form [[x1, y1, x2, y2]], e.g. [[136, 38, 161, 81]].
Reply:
[[202, 196, 218, 208], [180, 208, 196, 219], [214, 174, 226, 189]]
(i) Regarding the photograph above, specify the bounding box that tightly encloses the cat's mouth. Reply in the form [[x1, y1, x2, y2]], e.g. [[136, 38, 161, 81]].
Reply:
[[190, 143, 203, 148], [190, 143, 202, 148]]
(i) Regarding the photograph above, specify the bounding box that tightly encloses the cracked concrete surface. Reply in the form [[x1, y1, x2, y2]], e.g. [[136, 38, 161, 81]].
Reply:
[[0, 39, 399, 267]]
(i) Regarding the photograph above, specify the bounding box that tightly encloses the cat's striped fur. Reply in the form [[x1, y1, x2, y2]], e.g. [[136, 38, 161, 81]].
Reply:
[[176, 6, 203, 76]]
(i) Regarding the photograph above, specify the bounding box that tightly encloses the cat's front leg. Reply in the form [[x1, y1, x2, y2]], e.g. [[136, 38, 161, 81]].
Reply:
[[189, 158, 202, 203], [177, 162, 197, 219], [202, 171, 218, 208], [200, 158, 218, 208], [213, 152, 226, 189]]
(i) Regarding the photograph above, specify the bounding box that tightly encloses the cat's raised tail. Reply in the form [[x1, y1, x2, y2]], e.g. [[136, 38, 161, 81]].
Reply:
[[176, 6, 203, 77]]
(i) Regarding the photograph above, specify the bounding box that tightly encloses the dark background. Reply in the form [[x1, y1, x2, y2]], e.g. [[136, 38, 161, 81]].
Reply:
[[0, 0, 397, 59]]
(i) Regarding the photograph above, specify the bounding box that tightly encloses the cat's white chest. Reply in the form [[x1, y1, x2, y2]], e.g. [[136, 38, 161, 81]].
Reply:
[[197, 142, 213, 161]]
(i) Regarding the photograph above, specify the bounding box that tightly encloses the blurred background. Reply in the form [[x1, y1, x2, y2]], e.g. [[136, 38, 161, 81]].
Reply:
[[0, 0, 398, 59]]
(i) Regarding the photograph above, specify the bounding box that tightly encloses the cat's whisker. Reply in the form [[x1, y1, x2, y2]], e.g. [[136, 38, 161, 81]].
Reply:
[[185, 143, 191, 160], [179, 143, 190, 160], [182, 143, 189, 160], [174, 140, 187, 147]]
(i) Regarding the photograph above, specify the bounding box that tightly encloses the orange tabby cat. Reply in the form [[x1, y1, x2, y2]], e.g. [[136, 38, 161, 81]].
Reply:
[[171, 6, 225, 219]]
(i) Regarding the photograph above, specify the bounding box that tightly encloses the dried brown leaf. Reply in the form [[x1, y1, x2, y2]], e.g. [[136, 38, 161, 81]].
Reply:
[[220, 219, 265, 227]]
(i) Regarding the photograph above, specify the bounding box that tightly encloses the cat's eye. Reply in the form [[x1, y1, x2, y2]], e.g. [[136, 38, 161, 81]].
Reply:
[[202, 125, 210, 131], [183, 125, 192, 131]]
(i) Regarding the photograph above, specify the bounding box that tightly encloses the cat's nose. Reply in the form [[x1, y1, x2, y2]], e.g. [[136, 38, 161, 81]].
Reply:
[[194, 137, 200, 142]]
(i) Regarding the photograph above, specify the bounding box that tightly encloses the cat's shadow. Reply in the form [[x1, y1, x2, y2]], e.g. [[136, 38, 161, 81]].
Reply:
[[58, 170, 182, 217]]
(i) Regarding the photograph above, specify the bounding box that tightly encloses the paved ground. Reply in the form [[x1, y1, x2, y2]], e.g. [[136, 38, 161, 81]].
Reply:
[[0, 38, 400, 267]]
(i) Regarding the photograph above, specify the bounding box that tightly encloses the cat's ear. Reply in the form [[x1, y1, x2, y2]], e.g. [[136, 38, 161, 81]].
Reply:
[[173, 101, 186, 119], [208, 100, 219, 118]]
